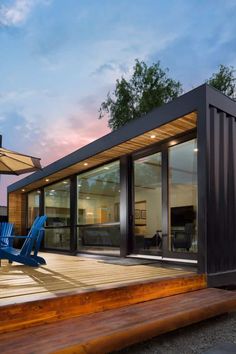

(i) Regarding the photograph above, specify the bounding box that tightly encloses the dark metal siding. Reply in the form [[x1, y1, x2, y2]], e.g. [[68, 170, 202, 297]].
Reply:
[[206, 106, 236, 273]]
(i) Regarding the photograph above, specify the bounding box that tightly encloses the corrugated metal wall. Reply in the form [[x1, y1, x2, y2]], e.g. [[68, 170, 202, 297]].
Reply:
[[206, 106, 236, 273]]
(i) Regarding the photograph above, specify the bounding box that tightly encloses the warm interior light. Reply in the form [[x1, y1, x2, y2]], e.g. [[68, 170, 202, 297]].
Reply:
[[45, 178, 50, 182], [84, 162, 88, 166], [21, 189, 25, 192], [150, 134, 156, 139]]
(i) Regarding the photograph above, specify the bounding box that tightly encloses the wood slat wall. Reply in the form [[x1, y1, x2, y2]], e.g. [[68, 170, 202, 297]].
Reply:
[[8, 193, 26, 235]]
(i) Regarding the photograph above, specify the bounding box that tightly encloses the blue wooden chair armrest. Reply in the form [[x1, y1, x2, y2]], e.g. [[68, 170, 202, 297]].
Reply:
[[0, 216, 47, 267]]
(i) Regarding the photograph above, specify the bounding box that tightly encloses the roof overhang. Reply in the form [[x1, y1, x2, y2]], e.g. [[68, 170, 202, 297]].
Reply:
[[8, 84, 210, 194]]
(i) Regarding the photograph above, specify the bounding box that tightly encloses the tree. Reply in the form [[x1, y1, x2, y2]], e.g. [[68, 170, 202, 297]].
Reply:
[[99, 60, 183, 130], [207, 64, 236, 99]]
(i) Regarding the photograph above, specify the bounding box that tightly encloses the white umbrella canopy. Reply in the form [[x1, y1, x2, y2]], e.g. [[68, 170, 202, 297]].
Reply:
[[0, 136, 42, 175]]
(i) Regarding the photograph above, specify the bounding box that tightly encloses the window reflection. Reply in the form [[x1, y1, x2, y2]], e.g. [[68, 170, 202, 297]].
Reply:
[[77, 161, 120, 255], [44, 179, 70, 250], [169, 139, 198, 253], [44, 180, 70, 227], [134, 152, 162, 255], [27, 190, 40, 227]]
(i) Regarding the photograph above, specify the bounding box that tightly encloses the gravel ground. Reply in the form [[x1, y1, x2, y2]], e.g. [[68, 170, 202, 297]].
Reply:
[[113, 311, 236, 354]]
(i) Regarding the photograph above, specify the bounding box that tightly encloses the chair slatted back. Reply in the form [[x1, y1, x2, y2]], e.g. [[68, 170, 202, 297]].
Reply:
[[0, 222, 14, 247], [20, 216, 47, 257]]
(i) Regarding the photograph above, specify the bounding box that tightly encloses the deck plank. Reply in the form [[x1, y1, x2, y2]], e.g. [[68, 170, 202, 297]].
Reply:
[[0, 252, 194, 305], [0, 288, 235, 354]]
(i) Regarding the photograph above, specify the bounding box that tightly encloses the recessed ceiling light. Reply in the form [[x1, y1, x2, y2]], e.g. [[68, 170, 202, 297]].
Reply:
[[21, 189, 25, 192], [63, 181, 68, 184], [170, 141, 177, 146], [45, 178, 50, 182], [84, 162, 88, 166], [37, 190, 41, 194], [150, 134, 156, 139]]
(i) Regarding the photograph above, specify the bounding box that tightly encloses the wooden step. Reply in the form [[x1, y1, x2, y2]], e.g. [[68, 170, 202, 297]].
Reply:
[[0, 273, 206, 334], [0, 288, 236, 354]]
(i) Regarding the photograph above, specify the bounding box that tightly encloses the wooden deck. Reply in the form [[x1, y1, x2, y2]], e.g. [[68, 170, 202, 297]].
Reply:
[[1, 253, 236, 353], [0, 288, 236, 354], [0, 252, 197, 306]]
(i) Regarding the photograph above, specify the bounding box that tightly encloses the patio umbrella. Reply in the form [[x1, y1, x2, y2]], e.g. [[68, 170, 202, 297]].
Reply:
[[0, 135, 42, 175]]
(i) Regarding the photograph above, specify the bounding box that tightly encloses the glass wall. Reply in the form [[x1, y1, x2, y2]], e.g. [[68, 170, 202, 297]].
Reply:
[[134, 152, 162, 255], [44, 179, 70, 250], [27, 190, 40, 227], [169, 139, 198, 253], [77, 161, 120, 255]]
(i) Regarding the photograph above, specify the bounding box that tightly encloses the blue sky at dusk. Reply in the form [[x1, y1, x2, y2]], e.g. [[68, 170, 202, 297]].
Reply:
[[1, 0, 236, 205]]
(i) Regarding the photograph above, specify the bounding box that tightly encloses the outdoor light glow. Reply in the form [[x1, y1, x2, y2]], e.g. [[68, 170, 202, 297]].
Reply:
[[170, 140, 177, 146], [84, 162, 88, 166], [37, 190, 41, 194], [21, 189, 25, 192], [150, 134, 156, 139], [78, 184, 81, 187], [45, 178, 50, 182], [194, 148, 198, 152]]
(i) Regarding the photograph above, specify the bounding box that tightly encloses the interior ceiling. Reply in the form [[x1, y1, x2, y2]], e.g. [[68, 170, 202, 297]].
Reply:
[[12, 111, 197, 194]]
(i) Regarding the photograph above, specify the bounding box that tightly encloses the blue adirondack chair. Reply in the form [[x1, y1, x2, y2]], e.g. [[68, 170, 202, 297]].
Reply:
[[0, 222, 14, 248], [0, 215, 47, 267]]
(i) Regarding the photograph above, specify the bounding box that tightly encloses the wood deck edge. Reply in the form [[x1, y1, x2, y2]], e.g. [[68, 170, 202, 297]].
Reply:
[[0, 273, 207, 334], [54, 295, 236, 354]]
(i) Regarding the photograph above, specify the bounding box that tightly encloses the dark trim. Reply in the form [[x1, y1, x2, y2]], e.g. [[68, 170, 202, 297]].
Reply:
[[70, 175, 77, 253], [196, 102, 208, 274], [162, 147, 168, 258], [120, 155, 132, 256], [207, 270, 236, 287], [39, 188, 44, 217]]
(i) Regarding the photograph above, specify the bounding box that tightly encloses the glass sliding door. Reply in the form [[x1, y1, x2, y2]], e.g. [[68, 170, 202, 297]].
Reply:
[[168, 139, 198, 254], [77, 160, 120, 256], [27, 190, 40, 228], [44, 179, 71, 250], [133, 152, 162, 255]]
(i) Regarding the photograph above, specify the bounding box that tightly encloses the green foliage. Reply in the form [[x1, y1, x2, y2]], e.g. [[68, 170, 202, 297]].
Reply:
[[207, 64, 236, 99], [99, 60, 183, 130]]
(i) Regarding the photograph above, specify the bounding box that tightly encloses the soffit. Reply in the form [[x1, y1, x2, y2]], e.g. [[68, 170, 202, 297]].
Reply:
[[11, 111, 197, 194]]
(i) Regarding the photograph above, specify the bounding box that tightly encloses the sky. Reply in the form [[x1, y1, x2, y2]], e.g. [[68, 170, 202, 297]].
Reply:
[[0, 0, 236, 205]]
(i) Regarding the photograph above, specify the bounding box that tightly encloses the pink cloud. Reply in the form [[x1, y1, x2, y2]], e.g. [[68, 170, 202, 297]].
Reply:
[[1, 107, 110, 206]]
